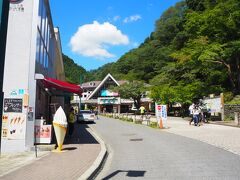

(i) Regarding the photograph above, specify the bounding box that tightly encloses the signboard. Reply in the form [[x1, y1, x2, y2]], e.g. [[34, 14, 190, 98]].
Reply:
[[1, 113, 26, 139], [155, 104, 167, 128], [98, 97, 120, 105], [35, 125, 52, 144], [9, 0, 23, 3], [203, 97, 221, 113], [1, 115, 9, 138], [100, 90, 119, 97], [9, 0, 24, 12], [34, 119, 52, 144], [4, 98, 23, 112]]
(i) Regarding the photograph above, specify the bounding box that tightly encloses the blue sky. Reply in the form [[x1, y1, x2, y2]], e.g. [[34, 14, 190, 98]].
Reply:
[[49, 0, 181, 71]]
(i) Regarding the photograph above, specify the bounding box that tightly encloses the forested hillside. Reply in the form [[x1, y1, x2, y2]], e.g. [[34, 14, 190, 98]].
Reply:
[[87, 0, 240, 104], [63, 54, 87, 84]]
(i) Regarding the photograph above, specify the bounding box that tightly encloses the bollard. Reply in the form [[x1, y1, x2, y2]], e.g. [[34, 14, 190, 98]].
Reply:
[[234, 112, 240, 125]]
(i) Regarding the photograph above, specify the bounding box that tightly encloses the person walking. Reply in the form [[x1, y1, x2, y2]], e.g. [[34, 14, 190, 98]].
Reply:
[[192, 105, 201, 126], [188, 103, 194, 125], [68, 107, 75, 137], [139, 105, 146, 119]]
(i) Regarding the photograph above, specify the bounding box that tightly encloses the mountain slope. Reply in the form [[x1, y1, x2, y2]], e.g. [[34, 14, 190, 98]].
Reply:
[[63, 54, 87, 84]]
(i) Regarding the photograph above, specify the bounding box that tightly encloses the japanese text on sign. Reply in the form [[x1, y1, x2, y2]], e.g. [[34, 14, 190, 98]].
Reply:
[[4, 98, 23, 113]]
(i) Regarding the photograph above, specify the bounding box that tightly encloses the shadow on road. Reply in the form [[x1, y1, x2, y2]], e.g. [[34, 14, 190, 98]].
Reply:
[[61, 147, 77, 151], [52, 122, 99, 145], [102, 170, 146, 179]]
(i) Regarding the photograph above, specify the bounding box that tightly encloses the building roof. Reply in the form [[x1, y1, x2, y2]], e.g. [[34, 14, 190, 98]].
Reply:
[[87, 73, 120, 100], [81, 81, 101, 89]]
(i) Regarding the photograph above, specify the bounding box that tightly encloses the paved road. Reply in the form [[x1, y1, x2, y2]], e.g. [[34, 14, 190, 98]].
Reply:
[[90, 116, 240, 180]]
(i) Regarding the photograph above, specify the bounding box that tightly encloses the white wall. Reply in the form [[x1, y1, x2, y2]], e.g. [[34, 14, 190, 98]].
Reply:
[[3, 1, 33, 93], [1, 0, 36, 153]]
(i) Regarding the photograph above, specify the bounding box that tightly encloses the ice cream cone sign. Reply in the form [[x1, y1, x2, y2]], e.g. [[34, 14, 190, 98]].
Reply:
[[52, 106, 67, 152]]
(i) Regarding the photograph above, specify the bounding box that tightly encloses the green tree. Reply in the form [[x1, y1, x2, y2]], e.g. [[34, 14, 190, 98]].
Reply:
[[63, 54, 87, 84], [112, 81, 146, 109], [85, 0, 240, 105]]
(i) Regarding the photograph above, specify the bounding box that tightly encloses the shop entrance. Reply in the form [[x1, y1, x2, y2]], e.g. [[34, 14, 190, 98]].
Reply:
[[103, 105, 113, 113]]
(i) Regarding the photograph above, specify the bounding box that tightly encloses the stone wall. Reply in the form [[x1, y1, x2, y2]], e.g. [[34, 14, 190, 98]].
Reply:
[[224, 104, 240, 119]]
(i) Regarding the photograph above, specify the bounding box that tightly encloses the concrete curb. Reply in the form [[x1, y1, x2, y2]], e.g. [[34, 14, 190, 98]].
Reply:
[[78, 127, 107, 180]]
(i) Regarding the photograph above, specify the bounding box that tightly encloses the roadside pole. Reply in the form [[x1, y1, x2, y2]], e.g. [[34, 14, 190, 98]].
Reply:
[[79, 75, 84, 112], [0, 0, 9, 154], [79, 96, 81, 112]]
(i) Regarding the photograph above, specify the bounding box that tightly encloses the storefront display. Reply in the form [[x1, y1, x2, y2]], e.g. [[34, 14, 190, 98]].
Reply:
[[35, 119, 52, 144]]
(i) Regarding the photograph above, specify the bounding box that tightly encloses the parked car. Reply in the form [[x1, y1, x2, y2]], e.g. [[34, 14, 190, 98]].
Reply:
[[77, 110, 96, 123]]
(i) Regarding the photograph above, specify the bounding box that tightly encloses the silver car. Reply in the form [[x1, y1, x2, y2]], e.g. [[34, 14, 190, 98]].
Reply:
[[77, 110, 96, 123]]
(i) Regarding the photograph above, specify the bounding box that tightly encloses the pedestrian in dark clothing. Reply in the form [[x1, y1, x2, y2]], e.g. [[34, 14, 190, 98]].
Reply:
[[192, 105, 201, 126], [68, 107, 75, 137]]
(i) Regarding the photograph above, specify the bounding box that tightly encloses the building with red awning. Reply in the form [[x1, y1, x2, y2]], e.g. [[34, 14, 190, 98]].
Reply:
[[1, 0, 82, 153], [42, 77, 82, 96]]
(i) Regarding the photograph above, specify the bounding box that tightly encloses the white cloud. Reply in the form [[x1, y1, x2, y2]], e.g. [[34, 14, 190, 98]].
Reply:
[[123, 15, 142, 23], [113, 15, 121, 22], [70, 21, 129, 58]]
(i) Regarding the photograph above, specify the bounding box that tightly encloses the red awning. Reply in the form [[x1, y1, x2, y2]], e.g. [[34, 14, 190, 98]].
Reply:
[[42, 77, 82, 96]]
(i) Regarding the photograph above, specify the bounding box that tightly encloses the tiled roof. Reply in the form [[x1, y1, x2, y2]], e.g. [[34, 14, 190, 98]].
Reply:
[[81, 81, 101, 88]]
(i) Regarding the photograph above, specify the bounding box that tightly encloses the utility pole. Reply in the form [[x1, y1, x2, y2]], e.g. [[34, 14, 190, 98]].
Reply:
[[79, 75, 84, 112], [0, 0, 10, 154]]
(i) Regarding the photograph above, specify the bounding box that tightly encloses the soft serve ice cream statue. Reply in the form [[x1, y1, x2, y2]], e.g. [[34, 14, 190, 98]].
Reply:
[[53, 106, 68, 152]]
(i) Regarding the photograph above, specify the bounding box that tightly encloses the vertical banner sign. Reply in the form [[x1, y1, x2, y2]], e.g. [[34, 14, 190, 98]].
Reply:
[[155, 104, 167, 128]]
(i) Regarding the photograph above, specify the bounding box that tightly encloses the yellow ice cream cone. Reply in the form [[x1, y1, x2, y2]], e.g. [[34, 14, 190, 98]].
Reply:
[[53, 122, 67, 152], [52, 106, 68, 153]]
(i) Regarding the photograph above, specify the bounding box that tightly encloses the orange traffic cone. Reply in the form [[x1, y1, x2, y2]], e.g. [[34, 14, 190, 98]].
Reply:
[[159, 118, 163, 129]]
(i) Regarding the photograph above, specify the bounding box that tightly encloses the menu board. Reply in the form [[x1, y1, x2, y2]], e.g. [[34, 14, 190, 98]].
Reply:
[[35, 125, 52, 144], [1, 113, 27, 139], [4, 98, 23, 113]]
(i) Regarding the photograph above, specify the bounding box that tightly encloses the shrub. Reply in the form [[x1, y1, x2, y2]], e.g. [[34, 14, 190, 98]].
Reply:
[[127, 118, 133, 122], [134, 120, 142, 124], [149, 122, 158, 128], [224, 92, 234, 103], [224, 114, 234, 121]]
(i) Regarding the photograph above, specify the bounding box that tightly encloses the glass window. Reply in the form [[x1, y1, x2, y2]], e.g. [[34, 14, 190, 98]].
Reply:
[[38, 0, 43, 29], [47, 25, 50, 51], [35, 30, 41, 63], [0, 1, 3, 19], [44, 17, 48, 43], [44, 51, 48, 68], [40, 42, 45, 65], [41, 4, 46, 39], [49, 38, 55, 65]]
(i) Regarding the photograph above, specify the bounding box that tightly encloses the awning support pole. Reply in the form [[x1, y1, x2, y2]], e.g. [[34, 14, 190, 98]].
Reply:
[[79, 96, 81, 112]]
